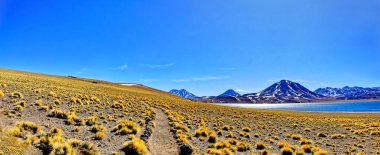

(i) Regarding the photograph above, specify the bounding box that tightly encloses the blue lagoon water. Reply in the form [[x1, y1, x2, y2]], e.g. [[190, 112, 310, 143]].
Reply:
[[216, 101, 380, 112]]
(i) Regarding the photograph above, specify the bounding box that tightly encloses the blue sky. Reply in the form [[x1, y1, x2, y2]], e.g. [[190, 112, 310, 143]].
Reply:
[[0, 0, 379, 96]]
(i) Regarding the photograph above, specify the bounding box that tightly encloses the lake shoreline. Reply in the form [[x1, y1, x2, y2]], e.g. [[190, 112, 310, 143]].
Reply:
[[214, 100, 380, 113], [209, 98, 380, 104]]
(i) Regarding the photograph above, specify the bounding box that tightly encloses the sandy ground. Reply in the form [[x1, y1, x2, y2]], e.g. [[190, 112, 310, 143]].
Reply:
[[148, 109, 178, 155]]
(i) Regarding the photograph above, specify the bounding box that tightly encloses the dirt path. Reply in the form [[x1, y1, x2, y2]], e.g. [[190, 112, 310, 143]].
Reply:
[[148, 109, 178, 155]]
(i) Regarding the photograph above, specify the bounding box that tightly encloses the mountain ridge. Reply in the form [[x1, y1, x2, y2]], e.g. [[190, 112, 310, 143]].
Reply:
[[169, 80, 380, 103], [169, 89, 198, 99], [314, 86, 380, 100]]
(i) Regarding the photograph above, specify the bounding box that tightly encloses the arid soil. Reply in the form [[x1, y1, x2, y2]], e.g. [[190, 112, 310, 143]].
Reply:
[[148, 109, 178, 155]]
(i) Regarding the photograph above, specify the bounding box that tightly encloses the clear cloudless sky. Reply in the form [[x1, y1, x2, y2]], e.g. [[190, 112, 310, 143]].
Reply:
[[0, 0, 379, 96]]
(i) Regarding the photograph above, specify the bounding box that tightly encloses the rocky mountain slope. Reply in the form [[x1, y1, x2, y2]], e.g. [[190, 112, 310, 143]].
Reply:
[[315, 86, 380, 100], [218, 89, 240, 97]]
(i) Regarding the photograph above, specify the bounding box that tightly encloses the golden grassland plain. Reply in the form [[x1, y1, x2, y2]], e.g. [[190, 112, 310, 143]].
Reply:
[[0, 68, 379, 155]]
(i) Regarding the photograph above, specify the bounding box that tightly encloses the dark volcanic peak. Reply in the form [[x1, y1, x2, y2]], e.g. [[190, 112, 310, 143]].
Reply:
[[169, 89, 198, 99], [259, 80, 322, 98], [239, 80, 323, 103], [218, 89, 240, 97]]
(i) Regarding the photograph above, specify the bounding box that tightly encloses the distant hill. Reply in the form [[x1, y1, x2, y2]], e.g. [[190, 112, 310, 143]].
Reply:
[[315, 86, 380, 100], [218, 89, 240, 97], [169, 89, 198, 99]]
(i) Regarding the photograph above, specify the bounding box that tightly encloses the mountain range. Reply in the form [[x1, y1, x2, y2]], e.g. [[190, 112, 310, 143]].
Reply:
[[315, 86, 380, 100], [169, 80, 380, 103]]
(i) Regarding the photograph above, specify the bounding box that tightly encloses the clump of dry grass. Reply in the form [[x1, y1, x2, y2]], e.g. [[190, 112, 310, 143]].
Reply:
[[208, 131, 217, 143], [242, 127, 251, 132], [6, 127, 20, 137], [40, 105, 49, 111], [15, 105, 23, 112], [205, 140, 236, 154], [48, 91, 57, 98], [222, 125, 233, 131], [216, 141, 235, 150], [281, 146, 294, 155], [291, 134, 302, 140], [195, 127, 209, 138], [173, 122, 189, 132], [259, 149, 271, 155], [122, 138, 148, 155], [0, 89, 4, 96], [74, 141, 99, 155], [111, 101, 125, 109], [236, 141, 251, 152], [239, 131, 250, 138], [91, 124, 106, 140], [34, 99, 43, 106], [301, 144, 312, 153], [49, 143, 73, 155], [113, 120, 141, 135], [50, 108, 68, 119], [255, 141, 266, 150], [66, 113, 85, 126], [72, 126, 80, 132], [330, 134, 345, 139], [53, 99, 62, 105], [16, 100, 26, 107], [205, 148, 233, 155], [6, 121, 41, 138], [91, 125, 106, 133], [12, 92, 23, 98], [85, 116, 98, 126], [16, 121, 41, 134], [94, 132, 105, 140], [300, 138, 313, 145], [227, 138, 237, 145], [278, 141, 287, 148], [370, 130, 380, 135], [317, 133, 327, 137], [70, 97, 83, 105], [254, 132, 261, 138]]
